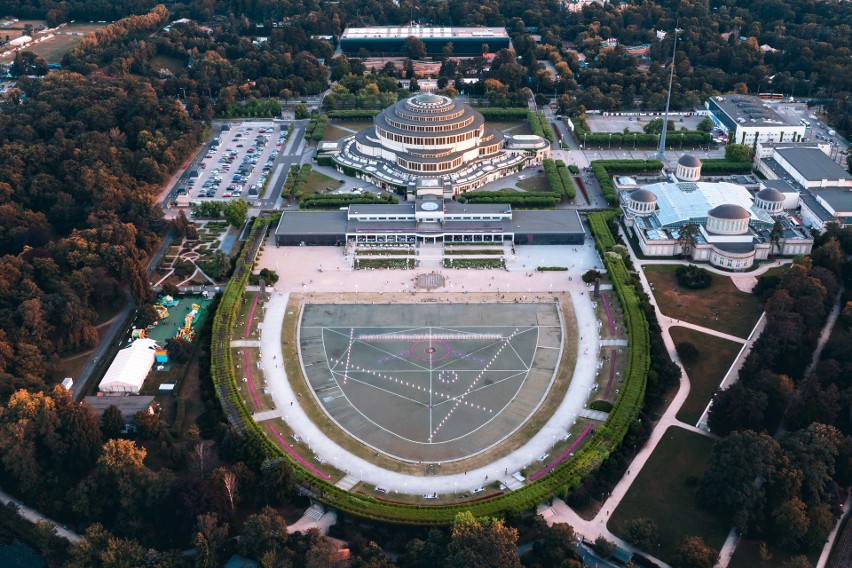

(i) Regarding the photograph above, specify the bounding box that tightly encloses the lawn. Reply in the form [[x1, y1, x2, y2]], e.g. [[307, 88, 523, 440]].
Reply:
[[304, 170, 343, 194], [150, 54, 185, 75], [330, 120, 374, 132], [609, 426, 730, 563], [669, 326, 743, 425], [321, 124, 355, 142], [517, 174, 551, 192], [644, 264, 764, 338], [17, 34, 82, 63], [486, 120, 528, 133]]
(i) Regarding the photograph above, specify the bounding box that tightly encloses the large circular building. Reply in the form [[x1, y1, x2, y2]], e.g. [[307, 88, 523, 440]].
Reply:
[[324, 94, 550, 196]]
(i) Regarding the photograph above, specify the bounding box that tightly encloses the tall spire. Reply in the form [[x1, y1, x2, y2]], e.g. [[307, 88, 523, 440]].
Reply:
[[655, 23, 680, 161]]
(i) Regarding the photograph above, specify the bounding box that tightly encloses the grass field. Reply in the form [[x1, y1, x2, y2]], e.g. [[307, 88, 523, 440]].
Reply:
[[644, 265, 764, 338], [0, 22, 108, 63], [486, 120, 528, 133], [150, 54, 185, 75], [330, 120, 374, 132], [669, 327, 742, 425], [517, 174, 551, 192], [321, 124, 355, 142], [610, 426, 729, 563], [304, 170, 343, 194]]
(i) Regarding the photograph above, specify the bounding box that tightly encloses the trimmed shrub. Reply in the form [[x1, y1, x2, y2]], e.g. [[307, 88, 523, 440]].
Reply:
[[676, 342, 699, 364], [676, 265, 712, 289], [590, 400, 614, 412], [582, 269, 602, 283]]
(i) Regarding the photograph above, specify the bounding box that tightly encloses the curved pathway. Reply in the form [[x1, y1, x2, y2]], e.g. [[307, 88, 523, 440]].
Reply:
[[0, 487, 80, 543], [260, 290, 603, 494]]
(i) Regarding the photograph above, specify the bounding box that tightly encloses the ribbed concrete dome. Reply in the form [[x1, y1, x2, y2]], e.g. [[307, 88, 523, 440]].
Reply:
[[630, 189, 657, 203], [678, 154, 702, 168], [708, 203, 750, 220], [756, 187, 784, 202]]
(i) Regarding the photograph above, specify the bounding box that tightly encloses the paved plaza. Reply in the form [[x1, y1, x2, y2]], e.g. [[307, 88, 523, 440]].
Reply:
[[299, 302, 562, 462]]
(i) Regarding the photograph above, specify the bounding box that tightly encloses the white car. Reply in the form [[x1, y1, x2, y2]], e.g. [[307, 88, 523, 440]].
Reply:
[[518, 175, 526, 180], [422, 493, 438, 500]]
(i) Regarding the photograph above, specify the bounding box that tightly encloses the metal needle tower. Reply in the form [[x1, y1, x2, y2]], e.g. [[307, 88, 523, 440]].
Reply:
[[655, 24, 680, 160]]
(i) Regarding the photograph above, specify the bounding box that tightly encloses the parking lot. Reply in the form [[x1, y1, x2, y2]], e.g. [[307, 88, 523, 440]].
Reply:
[[585, 113, 706, 134], [185, 121, 289, 202]]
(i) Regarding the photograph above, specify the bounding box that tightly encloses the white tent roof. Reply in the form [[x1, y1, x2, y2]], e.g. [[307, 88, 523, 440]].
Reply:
[[98, 338, 157, 394]]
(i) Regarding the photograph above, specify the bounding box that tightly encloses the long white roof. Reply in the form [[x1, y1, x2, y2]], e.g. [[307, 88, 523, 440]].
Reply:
[[99, 338, 157, 394], [642, 180, 772, 228]]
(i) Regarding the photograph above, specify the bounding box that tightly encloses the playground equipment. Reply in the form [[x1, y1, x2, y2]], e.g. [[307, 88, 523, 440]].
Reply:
[[155, 349, 169, 363], [159, 295, 179, 307], [153, 304, 169, 320], [131, 328, 148, 339], [175, 304, 202, 341]]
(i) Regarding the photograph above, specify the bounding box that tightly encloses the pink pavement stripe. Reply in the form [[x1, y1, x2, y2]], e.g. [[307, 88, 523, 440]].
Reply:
[[267, 424, 332, 479], [243, 349, 262, 411], [603, 352, 617, 399], [529, 424, 594, 482], [245, 295, 260, 339], [601, 293, 616, 336]]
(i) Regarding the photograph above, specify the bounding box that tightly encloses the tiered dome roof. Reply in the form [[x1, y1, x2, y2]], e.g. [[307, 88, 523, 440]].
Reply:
[[708, 203, 750, 219]]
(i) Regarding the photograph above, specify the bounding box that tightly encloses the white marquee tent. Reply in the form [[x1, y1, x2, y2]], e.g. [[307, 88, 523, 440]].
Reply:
[[98, 338, 158, 394]]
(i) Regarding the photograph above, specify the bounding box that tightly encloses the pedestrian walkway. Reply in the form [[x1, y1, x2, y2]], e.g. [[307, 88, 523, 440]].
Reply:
[[578, 409, 609, 421], [335, 474, 359, 491], [252, 409, 284, 422], [599, 339, 628, 346], [0, 487, 81, 543], [231, 340, 261, 347]]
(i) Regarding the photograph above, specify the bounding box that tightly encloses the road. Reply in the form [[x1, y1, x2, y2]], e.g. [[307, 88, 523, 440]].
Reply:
[[0, 486, 81, 543]]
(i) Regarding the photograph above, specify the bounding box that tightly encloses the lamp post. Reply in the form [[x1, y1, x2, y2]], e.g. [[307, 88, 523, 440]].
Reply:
[[608, 133, 613, 150], [583, 132, 587, 148]]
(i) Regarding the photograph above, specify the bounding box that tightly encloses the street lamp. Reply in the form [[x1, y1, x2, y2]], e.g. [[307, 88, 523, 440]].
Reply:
[[583, 133, 587, 148], [608, 133, 613, 150]]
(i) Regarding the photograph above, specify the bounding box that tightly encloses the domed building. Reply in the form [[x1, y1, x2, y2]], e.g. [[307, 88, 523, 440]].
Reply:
[[621, 179, 813, 270], [323, 94, 550, 196], [754, 187, 785, 213], [675, 154, 702, 181]]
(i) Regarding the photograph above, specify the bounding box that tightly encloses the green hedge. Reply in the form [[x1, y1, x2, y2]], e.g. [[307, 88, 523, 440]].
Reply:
[[292, 165, 312, 200], [527, 112, 555, 143], [300, 193, 398, 209], [536, 266, 568, 271], [590, 160, 663, 205], [208, 211, 650, 525], [699, 159, 753, 174], [555, 160, 576, 200], [355, 258, 415, 269], [478, 107, 529, 120], [443, 258, 506, 269], [581, 131, 711, 148], [457, 191, 559, 209], [328, 109, 381, 119]]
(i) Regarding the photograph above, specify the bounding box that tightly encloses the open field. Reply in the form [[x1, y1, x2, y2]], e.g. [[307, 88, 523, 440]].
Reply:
[[610, 426, 729, 563], [304, 170, 343, 194], [150, 54, 185, 75], [669, 326, 742, 425], [0, 22, 108, 63], [486, 120, 529, 133], [644, 264, 764, 338], [321, 124, 355, 142], [329, 120, 374, 132]]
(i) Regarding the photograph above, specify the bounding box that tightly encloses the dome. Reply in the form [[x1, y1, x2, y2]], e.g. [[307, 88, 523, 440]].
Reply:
[[414, 93, 444, 105], [708, 204, 750, 220], [756, 187, 784, 202], [678, 154, 702, 168], [630, 189, 657, 203]]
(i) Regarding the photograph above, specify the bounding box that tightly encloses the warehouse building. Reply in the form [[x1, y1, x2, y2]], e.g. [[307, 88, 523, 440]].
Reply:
[[706, 95, 805, 146]]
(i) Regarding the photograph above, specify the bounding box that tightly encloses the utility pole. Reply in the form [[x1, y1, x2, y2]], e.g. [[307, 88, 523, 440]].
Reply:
[[655, 23, 680, 161]]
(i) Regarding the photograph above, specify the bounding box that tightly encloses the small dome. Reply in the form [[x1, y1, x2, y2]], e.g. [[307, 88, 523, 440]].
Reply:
[[756, 187, 784, 202], [630, 189, 657, 203], [708, 203, 750, 220], [678, 154, 702, 168]]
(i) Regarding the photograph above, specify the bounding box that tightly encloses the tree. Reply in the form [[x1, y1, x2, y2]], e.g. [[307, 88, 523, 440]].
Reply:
[[306, 532, 343, 568], [195, 513, 229, 568], [673, 536, 719, 568], [239, 506, 288, 560], [445, 511, 521, 568], [725, 143, 753, 162], [294, 103, 310, 119], [770, 220, 784, 256], [676, 264, 712, 289], [133, 409, 160, 440], [101, 405, 125, 439], [224, 199, 248, 227], [676, 341, 699, 364], [781, 556, 812, 568], [593, 536, 616, 558], [625, 518, 659, 550], [404, 36, 427, 60], [697, 117, 714, 132], [531, 522, 577, 566], [643, 118, 675, 135], [677, 224, 699, 257], [165, 336, 192, 363], [261, 457, 294, 505], [698, 430, 790, 532], [400, 528, 447, 568], [770, 498, 809, 549]]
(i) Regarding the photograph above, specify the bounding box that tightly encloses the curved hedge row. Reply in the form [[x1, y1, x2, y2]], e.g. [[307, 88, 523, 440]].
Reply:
[[555, 160, 576, 200], [528, 112, 555, 143], [209, 212, 649, 524]]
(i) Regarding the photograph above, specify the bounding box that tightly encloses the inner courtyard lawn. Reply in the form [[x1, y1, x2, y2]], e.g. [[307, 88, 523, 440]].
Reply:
[[669, 326, 743, 425], [644, 264, 764, 338], [609, 426, 729, 563]]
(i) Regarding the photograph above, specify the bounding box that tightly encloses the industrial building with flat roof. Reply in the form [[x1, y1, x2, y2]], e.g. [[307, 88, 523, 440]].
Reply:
[[339, 25, 510, 56], [706, 95, 805, 145]]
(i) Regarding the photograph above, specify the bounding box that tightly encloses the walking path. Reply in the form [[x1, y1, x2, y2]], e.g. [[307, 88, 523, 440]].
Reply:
[[804, 287, 845, 379], [0, 487, 81, 543], [541, 230, 773, 565]]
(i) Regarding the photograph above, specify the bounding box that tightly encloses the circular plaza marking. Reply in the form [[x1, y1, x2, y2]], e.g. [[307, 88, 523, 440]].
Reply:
[[298, 302, 565, 462]]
